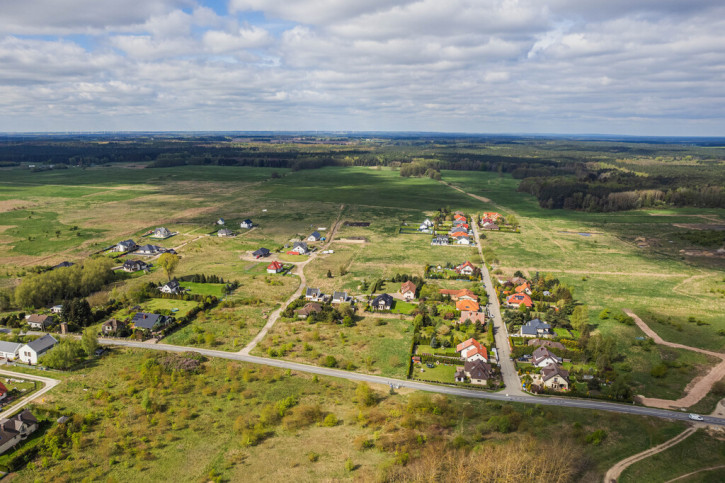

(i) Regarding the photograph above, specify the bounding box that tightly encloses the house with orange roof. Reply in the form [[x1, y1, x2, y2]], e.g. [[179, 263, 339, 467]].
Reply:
[[266, 261, 284, 274], [439, 289, 478, 301], [456, 338, 488, 362], [456, 299, 480, 312], [400, 281, 417, 301], [450, 230, 469, 238], [454, 214, 467, 221], [515, 282, 531, 294], [483, 212, 501, 220], [455, 261, 477, 275], [506, 293, 533, 308]]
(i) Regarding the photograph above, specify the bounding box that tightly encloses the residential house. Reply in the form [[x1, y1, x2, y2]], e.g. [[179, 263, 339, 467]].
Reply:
[[307, 231, 322, 242], [506, 293, 533, 308], [18, 335, 58, 365], [419, 219, 433, 232], [50, 305, 63, 314], [332, 291, 352, 305], [290, 241, 309, 255], [26, 314, 53, 330], [450, 230, 469, 238], [483, 212, 501, 221], [123, 259, 148, 272], [453, 218, 467, 226], [463, 360, 493, 385], [439, 289, 478, 301], [459, 310, 486, 325], [51, 261, 74, 270], [431, 235, 449, 246], [515, 282, 532, 295], [400, 281, 416, 301], [481, 221, 499, 231], [136, 244, 163, 255], [449, 226, 468, 235], [151, 227, 171, 238], [454, 214, 466, 221], [159, 279, 182, 294], [519, 318, 552, 338], [0, 410, 38, 455], [371, 294, 393, 311], [510, 276, 528, 286], [455, 235, 471, 246], [456, 299, 480, 312], [102, 318, 127, 336], [455, 261, 478, 276], [217, 218, 225, 225], [532, 347, 563, 368], [217, 228, 234, 237], [240, 219, 254, 229], [131, 313, 171, 332], [266, 261, 284, 274], [456, 338, 488, 362], [0, 341, 22, 361], [296, 303, 322, 319], [305, 288, 325, 302], [114, 239, 137, 253], [540, 364, 569, 391], [527, 339, 565, 350], [252, 248, 270, 258]]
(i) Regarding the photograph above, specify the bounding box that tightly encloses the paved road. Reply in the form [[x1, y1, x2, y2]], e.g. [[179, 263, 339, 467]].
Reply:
[[0, 368, 60, 418], [97, 338, 725, 427], [471, 222, 523, 395]]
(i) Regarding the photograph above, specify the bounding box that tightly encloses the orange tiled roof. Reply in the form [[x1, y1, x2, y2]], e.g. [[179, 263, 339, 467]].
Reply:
[[456, 299, 480, 312]]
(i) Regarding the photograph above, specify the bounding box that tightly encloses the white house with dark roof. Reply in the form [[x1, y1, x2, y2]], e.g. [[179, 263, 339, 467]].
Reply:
[[159, 279, 182, 294], [151, 227, 171, 239], [307, 231, 322, 242], [305, 288, 325, 302], [291, 241, 309, 254], [137, 244, 164, 255], [0, 410, 38, 455], [519, 319, 552, 338], [532, 347, 563, 368], [114, 239, 137, 253], [19, 335, 58, 365], [240, 219, 253, 229], [332, 291, 352, 305]]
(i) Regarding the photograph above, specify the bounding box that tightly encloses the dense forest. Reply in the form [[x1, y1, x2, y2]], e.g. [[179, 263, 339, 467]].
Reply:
[[1, 133, 724, 212]]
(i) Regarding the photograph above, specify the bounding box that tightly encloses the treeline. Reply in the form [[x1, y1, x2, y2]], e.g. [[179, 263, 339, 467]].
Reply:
[[14, 257, 115, 309], [518, 172, 725, 211]]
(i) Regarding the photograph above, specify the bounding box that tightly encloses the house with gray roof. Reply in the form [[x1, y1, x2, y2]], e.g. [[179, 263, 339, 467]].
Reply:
[[332, 291, 352, 305], [291, 241, 309, 254], [26, 314, 53, 330], [151, 227, 172, 239], [114, 239, 137, 253], [371, 293, 394, 311], [18, 334, 58, 365], [217, 228, 234, 237], [159, 279, 181, 294], [519, 318, 552, 338], [0, 410, 38, 455], [137, 244, 163, 255], [0, 341, 22, 361], [131, 313, 170, 332], [305, 288, 325, 302], [532, 347, 563, 368], [240, 219, 253, 229], [252, 247, 270, 258]]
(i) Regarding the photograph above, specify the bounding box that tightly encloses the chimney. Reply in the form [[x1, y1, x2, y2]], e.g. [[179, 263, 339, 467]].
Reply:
[[60, 322, 68, 335]]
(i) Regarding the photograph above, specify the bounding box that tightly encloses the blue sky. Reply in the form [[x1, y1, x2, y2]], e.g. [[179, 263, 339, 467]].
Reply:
[[1, 0, 725, 135]]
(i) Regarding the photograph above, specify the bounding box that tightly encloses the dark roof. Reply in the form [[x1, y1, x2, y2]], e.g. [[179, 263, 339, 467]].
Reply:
[[241, 219, 253, 225], [102, 318, 126, 331], [541, 364, 569, 383], [532, 347, 561, 365], [161, 279, 180, 290], [464, 359, 493, 380], [521, 318, 551, 335], [297, 303, 322, 316], [306, 288, 322, 297], [123, 259, 147, 270], [253, 248, 270, 257], [309, 231, 321, 239], [26, 314, 52, 325], [132, 313, 167, 330], [332, 291, 348, 301], [118, 239, 136, 246], [372, 293, 393, 307], [52, 261, 74, 270], [0, 410, 38, 446], [293, 241, 308, 250], [137, 244, 161, 253], [26, 334, 57, 353]]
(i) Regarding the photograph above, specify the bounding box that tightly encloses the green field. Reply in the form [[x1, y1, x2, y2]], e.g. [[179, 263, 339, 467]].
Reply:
[[179, 281, 227, 297]]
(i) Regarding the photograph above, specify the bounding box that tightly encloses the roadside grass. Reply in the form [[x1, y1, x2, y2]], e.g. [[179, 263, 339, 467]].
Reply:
[[163, 304, 272, 351], [253, 316, 414, 377], [619, 429, 725, 483]]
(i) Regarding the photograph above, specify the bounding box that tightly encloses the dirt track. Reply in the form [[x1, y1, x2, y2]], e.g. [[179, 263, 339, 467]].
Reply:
[[626, 309, 725, 409]]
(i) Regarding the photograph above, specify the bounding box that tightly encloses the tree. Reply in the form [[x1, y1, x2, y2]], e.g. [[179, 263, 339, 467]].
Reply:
[[327, 269, 333, 278], [41, 338, 83, 369], [570, 305, 589, 331], [157, 252, 180, 281], [81, 328, 98, 357]]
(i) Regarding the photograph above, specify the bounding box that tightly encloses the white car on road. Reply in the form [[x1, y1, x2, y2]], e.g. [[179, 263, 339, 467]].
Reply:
[[688, 413, 704, 421]]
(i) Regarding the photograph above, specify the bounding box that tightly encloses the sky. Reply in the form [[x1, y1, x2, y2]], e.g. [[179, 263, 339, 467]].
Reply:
[[1, 0, 724, 135]]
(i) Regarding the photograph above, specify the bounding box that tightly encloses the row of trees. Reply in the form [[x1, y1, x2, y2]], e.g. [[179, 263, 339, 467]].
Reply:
[[14, 257, 115, 309]]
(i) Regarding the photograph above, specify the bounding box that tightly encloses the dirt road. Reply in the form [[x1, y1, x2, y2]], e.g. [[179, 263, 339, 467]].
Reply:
[[625, 309, 725, 409]]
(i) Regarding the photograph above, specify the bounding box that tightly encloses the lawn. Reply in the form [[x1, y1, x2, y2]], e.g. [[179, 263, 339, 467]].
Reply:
[[412, 363, 458, 383], [390, 300, 417, 315], [253, 316, 414, 377], [112, 298, 200, 319], [179, 281, 228, 298]]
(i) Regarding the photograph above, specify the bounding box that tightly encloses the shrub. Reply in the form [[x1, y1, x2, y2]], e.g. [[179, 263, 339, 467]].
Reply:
[[584, 429, 607, 446], [322, 355, 337, 367], [322, 413, 338, 427], [650, 363, 668, 378]]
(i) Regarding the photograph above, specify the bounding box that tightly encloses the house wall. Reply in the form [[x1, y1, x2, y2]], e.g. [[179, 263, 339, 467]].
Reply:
[[18, 347, 38, 365], [470, 378, 487, 385], [0, 350, 18, 360], [466, 353, 488, 363]]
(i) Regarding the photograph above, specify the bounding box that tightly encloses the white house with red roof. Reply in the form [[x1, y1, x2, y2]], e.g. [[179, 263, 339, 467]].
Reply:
[[456, 338, 488, 363], [455, 261, 477, 275], [266, 261, 284, 274]]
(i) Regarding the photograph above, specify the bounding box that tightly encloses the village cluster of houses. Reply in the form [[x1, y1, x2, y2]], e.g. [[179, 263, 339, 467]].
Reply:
[[426, 212, 474, 246], [480, 212, 502, 231], [216, 218, 254, 237], [251, 230, 322, 260], [0, 334, 58, 365], [297, 288, 355, 318]]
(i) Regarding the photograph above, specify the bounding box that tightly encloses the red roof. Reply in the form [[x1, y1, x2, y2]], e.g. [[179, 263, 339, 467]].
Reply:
[[515, 282, 530, 293], [454, 214, 466, 221], [466, 345, 488, 360], [286, 251, 300, 255], [456, 338, 482, 353], [0, 382, 7, 395], [507, 293, 533, 308], [456, 299, 480, 312], [267, 261, 283, 270], [459, 311, 486, 324], [439, 289, 478, 301], [400, 281, 417, 294], [456, 261, 477, 272]]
